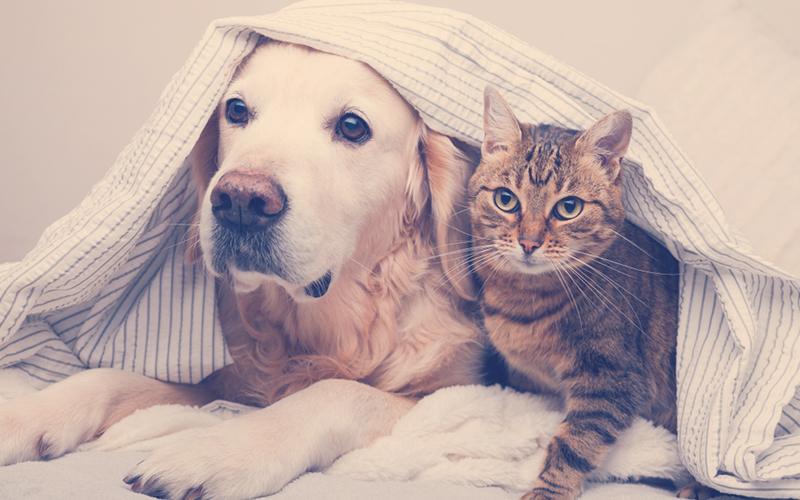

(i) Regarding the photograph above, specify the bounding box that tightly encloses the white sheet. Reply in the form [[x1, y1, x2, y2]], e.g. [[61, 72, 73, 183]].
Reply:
[[0, 0, 798, 497]]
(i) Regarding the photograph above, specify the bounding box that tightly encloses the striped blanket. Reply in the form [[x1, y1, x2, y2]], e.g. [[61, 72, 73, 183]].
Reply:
[[1, 0, 798, 496]]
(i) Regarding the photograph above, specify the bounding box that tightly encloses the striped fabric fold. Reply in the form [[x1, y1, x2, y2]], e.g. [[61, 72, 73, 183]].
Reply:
[[0, 0, 798, 496]]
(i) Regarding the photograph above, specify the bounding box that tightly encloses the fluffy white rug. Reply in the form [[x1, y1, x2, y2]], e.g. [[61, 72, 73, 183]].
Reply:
[[73, 383, 690, 492]]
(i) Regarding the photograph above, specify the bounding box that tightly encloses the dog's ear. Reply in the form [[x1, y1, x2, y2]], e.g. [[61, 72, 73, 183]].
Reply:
[[184, 108, 220, 265], [420, 129, 478, 301]]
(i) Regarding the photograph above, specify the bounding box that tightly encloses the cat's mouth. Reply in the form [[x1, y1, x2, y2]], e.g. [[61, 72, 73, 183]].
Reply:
[[512, 254, 554, 275], [513, 250, 581, 276]]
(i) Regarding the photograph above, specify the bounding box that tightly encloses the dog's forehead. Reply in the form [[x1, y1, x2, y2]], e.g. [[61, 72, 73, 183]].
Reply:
[[228, 43, 408, 115]]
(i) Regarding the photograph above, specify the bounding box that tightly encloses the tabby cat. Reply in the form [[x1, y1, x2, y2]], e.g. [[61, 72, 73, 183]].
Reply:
[[469, 86, 683, 500]]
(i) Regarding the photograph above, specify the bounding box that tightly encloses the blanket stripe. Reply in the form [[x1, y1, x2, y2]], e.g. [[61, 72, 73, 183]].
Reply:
[[0, 0, 798, 496]]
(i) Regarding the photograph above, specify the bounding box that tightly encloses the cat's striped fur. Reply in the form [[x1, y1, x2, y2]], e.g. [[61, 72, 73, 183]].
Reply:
[[469, 87, 682, 500]]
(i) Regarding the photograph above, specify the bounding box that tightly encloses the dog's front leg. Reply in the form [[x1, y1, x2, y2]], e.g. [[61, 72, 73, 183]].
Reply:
[[0, 368, 213, 466], [125, 378, 415, 500]]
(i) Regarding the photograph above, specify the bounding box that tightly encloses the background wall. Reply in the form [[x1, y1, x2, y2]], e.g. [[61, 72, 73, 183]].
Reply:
[[1, 0, 798, 275]]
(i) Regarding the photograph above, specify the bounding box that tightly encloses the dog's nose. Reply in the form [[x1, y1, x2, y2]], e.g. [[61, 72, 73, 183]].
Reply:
[[210, 169, 286, 231]]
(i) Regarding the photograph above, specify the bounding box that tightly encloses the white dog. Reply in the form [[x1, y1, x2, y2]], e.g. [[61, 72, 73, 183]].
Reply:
[[0, 40, 483, 500]]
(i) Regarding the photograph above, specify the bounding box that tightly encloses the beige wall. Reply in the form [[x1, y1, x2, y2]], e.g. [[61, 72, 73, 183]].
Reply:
[[1, 0, 796, 268]]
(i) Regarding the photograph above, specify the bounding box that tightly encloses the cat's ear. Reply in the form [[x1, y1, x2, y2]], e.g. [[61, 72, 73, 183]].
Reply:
[[483, 86, 522, 155], [579, 110, 632, 181]]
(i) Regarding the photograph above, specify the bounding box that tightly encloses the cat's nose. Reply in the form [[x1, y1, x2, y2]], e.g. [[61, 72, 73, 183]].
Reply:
[[519, 238, 541, 254]]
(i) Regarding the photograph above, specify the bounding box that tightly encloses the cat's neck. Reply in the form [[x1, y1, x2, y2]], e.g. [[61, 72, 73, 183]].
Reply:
[[479, 264, 567, 297]]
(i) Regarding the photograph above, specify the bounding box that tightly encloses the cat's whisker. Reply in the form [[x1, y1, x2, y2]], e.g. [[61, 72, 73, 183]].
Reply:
[[569, 249, 679, 276], [549, 260, 584, 332], [474, 254, 505, 300], [464, 247, 502, 279], [429, 246, 500, 297], [413, 242, 495, 270], [347, 256, 388, 289], [469, 244, 499, 255], [424, 247, 496, 281], [566, 256, 647, 335], [426, 238, 494, 261], [419, 246, 470, 265], [427, 244, 496, 293], [436, 265, 477, 297], [449, 206, 473, 218], [608, 228, 659, 261], [566, 253, 660, 316], [568, 264, 635, 331], [562, 262, 601, 300], [429, 213, 476, 240], [451, 201, 472, 212], [567, 251, 636, 279]]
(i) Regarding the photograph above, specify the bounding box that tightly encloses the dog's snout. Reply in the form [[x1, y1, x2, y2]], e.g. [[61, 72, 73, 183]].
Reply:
[[211, 169, 286, 231]]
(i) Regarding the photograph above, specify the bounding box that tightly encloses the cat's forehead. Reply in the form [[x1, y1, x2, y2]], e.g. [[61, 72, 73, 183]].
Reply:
[[517, 124, 579, 190]]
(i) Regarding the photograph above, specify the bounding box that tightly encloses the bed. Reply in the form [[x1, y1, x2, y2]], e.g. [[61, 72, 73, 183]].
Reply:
[[1, 1, 798, 499]]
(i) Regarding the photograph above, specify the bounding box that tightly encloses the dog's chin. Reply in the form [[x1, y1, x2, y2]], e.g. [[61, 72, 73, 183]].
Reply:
[[228, 268, 334, 302]]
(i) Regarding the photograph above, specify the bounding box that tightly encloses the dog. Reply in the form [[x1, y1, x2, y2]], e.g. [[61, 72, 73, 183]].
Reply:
[[0, 40, 483, 500]]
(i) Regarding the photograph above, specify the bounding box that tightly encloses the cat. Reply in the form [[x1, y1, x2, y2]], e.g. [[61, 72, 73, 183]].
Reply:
[[468, 86, 706, 500]]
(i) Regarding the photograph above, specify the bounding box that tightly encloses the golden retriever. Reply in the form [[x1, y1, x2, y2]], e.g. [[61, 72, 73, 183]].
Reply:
[[0, 40, 482, 499]]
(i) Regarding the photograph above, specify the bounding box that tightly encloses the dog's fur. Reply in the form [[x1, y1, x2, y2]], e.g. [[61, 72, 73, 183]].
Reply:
[[0, 41, 482, 499]]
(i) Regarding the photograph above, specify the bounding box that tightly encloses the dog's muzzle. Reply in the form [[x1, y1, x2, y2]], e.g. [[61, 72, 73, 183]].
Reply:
[[208, 168, 331, 298]]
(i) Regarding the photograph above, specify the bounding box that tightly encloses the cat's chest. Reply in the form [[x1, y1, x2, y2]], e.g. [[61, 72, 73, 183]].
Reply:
[[481, 285, 575, 386]]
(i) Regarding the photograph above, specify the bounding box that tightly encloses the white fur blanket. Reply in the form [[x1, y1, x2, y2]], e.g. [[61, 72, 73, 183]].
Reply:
[[0, 369, 689, 496], [70, 384, 689, 491]]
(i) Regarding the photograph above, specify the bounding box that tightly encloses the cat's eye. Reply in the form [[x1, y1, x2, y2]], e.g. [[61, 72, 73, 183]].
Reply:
[[494, 188, 519, 212], [553, 197, 584, 220]]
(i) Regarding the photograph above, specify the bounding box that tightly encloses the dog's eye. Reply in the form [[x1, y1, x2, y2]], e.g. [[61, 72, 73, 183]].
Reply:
[[336, 113, 371, 144], [225, 98, 250, 125]]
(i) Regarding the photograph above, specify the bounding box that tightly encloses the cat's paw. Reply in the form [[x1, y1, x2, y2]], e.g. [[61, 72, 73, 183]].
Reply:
[[520, 488, 577, 500], [520, 493, 573, 500], [676, 480, 718, 500]]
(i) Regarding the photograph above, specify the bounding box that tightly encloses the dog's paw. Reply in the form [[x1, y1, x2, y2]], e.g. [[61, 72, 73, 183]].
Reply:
[[0, 400, 89, 465], [123, 419, 299, 500], [0, 369, 155, 466]]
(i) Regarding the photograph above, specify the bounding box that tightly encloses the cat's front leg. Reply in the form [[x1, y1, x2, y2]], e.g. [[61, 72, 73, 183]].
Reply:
[[522, 371, 645, 500], [676, 480, 718, 499]]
